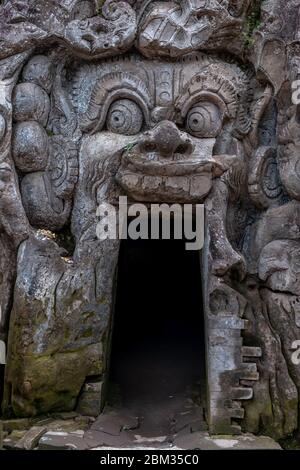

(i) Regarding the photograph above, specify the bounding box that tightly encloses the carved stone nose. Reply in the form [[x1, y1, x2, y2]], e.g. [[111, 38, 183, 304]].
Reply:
[[147, 121, 192, 158]]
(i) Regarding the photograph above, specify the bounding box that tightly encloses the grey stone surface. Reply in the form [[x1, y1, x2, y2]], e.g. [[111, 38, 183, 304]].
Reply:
[[38, 431, 88, 450], [14, 425, 47, 450], [172, 432, 282, 451], [76, 379, 105, 417], [12, 121, 49, 173], [0, 0, 300, 444], [12, 83, 50, 126], [22, 55, 54, 94]]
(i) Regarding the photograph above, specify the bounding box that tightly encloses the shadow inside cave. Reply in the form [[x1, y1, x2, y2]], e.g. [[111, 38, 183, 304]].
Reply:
[[106, 231, 207, 438]]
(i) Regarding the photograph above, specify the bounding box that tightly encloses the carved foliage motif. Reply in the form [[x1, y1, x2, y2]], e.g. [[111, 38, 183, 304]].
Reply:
[[137, 0, 255, 57]]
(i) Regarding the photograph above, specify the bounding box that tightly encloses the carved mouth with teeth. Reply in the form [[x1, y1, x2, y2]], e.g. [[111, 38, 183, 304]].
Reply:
[[115, 120, 234, 203], [116, 157, 220, 203]]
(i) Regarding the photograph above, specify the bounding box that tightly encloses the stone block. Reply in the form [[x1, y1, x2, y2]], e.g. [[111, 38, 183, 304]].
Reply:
[[76, 380, 104, 417], [14, 426, 47, 450]]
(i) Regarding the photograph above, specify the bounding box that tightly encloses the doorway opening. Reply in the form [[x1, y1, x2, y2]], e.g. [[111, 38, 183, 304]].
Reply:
[[106, 228, 207, 437]]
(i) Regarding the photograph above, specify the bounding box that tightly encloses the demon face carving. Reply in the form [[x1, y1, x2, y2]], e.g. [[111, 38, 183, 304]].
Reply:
[[3, 0, 300, 442], [77, 53, 251, 204], [3, 49, 262, 424]]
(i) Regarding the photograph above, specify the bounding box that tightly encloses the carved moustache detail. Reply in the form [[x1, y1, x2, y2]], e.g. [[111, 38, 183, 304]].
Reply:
[[114, 120, 241, 203]]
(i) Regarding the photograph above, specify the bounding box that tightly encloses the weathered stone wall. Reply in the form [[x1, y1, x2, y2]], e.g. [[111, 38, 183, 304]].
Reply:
[[0, 0, 300, 440]]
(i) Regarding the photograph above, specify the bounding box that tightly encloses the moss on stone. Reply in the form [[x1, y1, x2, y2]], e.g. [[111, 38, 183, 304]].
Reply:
[[8, 343, 103, 417], [97, 0, 106, 16], [243, 2, 262, 48], [279, 434, 300, 450], [243, 393, 299, 441]]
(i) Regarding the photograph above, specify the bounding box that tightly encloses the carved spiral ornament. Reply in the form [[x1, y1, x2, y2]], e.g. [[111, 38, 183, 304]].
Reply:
[[186, 101, 222, 138], [106, 99, 143, 135], [249, 147, 283, 209]]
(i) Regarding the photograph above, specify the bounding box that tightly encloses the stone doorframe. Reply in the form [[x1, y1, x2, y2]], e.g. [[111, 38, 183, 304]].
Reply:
[[85, 205, 262, 436], [69, 200, 261, 435], [202, 219, 262, 434]]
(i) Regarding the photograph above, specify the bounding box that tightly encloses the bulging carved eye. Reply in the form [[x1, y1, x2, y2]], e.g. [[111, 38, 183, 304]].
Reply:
[[186, 101, 222, 138], [106, 99, 143, 135]]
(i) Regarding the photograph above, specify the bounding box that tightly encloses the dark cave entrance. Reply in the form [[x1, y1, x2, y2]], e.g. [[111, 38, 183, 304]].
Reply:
[[108, 230, 207, 428]]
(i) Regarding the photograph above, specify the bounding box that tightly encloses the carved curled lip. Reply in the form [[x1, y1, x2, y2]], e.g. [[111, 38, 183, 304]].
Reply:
[[123, 152, 214, 176]]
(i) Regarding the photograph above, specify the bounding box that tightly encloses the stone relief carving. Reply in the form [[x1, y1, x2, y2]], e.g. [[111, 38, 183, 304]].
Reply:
[[1, 0, 300, 441], [0, 0, 136, 60], [137, 0, 253, 57]]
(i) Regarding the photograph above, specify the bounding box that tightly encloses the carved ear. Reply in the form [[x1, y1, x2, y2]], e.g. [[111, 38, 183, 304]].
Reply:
[[21, 172, 72, 231], [80, 72, 153, 134], [248, 146, 283, 209]]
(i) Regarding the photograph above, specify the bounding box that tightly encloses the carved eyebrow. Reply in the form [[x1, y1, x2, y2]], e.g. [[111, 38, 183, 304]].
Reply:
[[80, 72, 153, 134], [175, 71, 238, 121]]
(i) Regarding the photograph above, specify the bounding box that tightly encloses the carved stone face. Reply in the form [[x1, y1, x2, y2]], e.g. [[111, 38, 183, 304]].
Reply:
[[2, 0, 300, 442], [78, 53, 250, 202]]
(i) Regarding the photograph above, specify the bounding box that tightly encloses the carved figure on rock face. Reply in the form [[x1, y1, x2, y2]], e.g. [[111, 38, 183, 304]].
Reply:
[[3, 0, 300, 440], [248, 102, 300, 269], [74, 53, 259, 278], [278, 104, 300, 202], [258, 240, 300, 397], [1, 49, 264, 421], [79, 56, 245, 202], [15, 52, 259, 279]]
